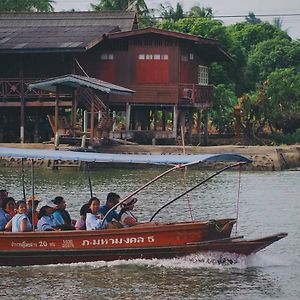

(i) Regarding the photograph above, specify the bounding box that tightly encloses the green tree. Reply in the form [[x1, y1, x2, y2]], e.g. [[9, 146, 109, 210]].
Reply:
[[211, 84, 238, 133], [245, 12, 261, 24], [266, 68, 300, 133], [91, 0, 148, 15], [158, 2, 184, 22], [0, 0, 55, 12], [245, 38, 300, 88], [188, 6, 213, 18]]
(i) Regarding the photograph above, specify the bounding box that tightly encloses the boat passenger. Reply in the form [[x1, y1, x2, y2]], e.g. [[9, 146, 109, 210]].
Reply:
[[37, 200, 60, 231], [100, 192, 122, 226], [27, 196, 40, 229], [86, 197, 108, 230], [0, 189, 8, 208], [5, 200, 32, 232], [52, 196, 74, 228], [75, 203, 89, 230], [4, 197, 16, 218], [0, 197, 13, 231], [118, 197, 140, 227]]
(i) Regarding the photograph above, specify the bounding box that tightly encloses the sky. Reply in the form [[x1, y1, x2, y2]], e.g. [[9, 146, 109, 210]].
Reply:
[[53, 0, 300, 39]]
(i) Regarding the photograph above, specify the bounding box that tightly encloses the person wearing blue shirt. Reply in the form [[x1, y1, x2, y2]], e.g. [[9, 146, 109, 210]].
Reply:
[[0, 197, 13, 231], [37, 200, 60, 231], [5, 200, 32, 232], [52, 196, 73, 226], [100, 192, 120, 223]]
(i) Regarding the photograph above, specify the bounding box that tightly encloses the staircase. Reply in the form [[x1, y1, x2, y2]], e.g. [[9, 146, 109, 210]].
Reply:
[[78, 88, 107, 112]]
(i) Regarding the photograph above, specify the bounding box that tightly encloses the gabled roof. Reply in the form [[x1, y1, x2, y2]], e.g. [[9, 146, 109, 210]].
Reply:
[[108, 27, 231, 62], [0, 25, 117, 53], [0, 11, 137, 31], [28, 74, 135, 95], [0, 11, 138, 54], [108, 27, 218, 44]]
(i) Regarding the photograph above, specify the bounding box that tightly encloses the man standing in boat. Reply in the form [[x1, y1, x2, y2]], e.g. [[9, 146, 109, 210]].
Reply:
[[100, 192, 122, 227]]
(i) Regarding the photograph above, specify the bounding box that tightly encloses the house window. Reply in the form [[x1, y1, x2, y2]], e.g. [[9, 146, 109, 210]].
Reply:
[[181, 55, 188, 62], [189, 53, 194, 60], [138, 54, 169, 60], [100, 53, 114, 60], [198, 65, 209, 85]]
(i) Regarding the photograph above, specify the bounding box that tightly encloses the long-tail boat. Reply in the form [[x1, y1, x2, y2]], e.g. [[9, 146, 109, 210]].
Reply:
[[0, 147, 287, 266]]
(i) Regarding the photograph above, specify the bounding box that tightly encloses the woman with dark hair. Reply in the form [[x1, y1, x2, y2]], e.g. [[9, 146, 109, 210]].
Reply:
[[5, 200, 32, 232], [86, 197, 108, 230], [75, 203, 89, 230], [0, 197, 15, 231], [52, 196, 73, 226]]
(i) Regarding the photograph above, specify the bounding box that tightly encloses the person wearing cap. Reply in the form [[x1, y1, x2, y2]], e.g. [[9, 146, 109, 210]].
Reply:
[[27, 195, 40, 229], [118, 197, 140, 228], [86, 197, 108, 230], [5, 200, 32, 232], [37, 200, 60, 231], [99, 192, 121, 223]]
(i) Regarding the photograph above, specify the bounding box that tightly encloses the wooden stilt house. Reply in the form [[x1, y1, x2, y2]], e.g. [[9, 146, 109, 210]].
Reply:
[[0, 12, 230, 145]]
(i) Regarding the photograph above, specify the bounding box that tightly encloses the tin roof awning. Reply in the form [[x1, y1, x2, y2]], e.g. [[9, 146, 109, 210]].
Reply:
[[29, 74, 135, 95], [0, 147, 252, 165]]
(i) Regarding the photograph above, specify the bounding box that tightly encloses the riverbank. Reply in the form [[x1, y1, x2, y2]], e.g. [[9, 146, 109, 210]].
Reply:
[[0, 143, 299, 171]]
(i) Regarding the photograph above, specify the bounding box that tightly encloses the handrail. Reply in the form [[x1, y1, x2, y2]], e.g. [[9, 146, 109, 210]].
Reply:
[[149, 161, 247, 222]]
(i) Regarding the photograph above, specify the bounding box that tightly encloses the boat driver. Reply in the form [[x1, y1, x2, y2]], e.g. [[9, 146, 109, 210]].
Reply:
[[100, 192, 122, 227]]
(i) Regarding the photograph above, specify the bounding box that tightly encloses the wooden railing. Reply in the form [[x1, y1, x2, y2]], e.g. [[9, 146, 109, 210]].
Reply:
[[179, 84, 214, 108], [0, 78, 71, 100]]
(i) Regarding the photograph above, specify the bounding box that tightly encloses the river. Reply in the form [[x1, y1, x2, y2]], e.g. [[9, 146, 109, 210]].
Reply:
[[0, 167, 299, 300]]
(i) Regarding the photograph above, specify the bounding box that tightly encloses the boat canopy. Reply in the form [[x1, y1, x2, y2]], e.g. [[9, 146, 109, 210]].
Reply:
[[0, 147, 252, 165]]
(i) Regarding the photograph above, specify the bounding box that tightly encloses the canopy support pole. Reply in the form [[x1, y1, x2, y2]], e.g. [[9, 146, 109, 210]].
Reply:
[[150, 162, 246, 222], [54, 87, 60, 148], [31, 159, 35, 231], [21, 158, 26, 201]]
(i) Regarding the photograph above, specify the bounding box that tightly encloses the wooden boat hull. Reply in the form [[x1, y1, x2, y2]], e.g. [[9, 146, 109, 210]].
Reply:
[[0, 220, 287, 266], [0, 219, 235, 266]]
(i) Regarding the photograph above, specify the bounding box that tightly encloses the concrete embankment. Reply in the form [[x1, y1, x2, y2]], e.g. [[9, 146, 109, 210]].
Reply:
[[0, 143, 299, 171]]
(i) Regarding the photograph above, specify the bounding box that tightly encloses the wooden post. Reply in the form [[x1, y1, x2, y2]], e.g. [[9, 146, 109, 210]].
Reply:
[[71, 89, 78, 136], [204, 109, 209, 146], [173, 105, 178, 138], [20, 70, 25, 144], [197, 109, 202, 145], [81, 110, 88, 148], [125, 102, 131, 131], [90, 98, 95, 143], [153, 108, 157, 131], [54, 87, 60, 147], [187, 108, 193, 144], [162, 109, 166, 131], [180, 110, 186, 144], [20, 83, 25, 144]]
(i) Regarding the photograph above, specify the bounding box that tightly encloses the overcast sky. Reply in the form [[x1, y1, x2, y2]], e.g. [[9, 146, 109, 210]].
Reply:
[[53, 0, 300, 39]]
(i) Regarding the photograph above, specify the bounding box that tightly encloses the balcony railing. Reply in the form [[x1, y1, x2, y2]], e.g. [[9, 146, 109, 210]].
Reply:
[[0, 78, 54, 100], [179, 84, 214, 108]]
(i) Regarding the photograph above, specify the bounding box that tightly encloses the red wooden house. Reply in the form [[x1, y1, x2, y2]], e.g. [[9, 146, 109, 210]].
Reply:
[[0, 11, 229, 145]]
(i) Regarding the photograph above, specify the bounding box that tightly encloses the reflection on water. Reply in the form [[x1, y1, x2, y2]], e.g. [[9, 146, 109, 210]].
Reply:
[[0, 167, 299, 300]]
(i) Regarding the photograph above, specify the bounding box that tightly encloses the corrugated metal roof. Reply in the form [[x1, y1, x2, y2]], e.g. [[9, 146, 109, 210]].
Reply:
[[0, 11, 137, 31], [0, 25, 117, 53], [0, 147, 252, 165], [29, 74, 135, 95]]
